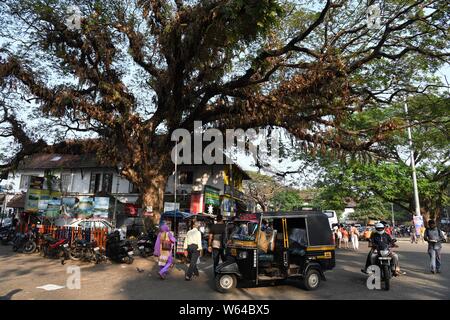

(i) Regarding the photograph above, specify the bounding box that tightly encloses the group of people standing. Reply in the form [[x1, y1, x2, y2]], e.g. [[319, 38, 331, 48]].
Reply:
[[152, 215, 228, 281], [334, 224, 360, 251]]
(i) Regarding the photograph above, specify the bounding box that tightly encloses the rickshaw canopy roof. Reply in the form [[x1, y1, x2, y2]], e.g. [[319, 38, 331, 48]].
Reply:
[[233, 211, 333, 246]]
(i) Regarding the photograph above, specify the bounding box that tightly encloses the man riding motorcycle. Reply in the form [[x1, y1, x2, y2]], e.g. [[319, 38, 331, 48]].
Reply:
[[362, 222, 401, 276]]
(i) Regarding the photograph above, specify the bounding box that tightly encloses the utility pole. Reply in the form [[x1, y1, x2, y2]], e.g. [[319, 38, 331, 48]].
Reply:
[[404, 98, 421, 217], [391, 203, 395, 228], [230, 162, 234, 217], [173, 143, 179, 258]]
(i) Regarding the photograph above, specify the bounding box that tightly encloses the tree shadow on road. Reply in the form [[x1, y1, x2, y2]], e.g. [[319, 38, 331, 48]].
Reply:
[[0, 289, 22, 300]]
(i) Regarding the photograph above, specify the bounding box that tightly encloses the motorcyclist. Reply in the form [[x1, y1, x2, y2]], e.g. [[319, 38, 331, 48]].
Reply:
[[362, 222, 401, 275], [371, 222, 401, 276]]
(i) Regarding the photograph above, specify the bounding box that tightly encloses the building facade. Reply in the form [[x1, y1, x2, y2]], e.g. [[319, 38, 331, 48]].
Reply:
[[0, 153, 250, 224]]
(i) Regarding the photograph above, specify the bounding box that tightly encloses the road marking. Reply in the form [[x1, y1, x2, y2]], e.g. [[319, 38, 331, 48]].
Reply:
[[36, 284, 65, 291]]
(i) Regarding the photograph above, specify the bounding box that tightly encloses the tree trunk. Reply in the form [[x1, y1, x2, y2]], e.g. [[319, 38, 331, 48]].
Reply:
[[121, 147, 174, 229], [140, 172, 169, 226]]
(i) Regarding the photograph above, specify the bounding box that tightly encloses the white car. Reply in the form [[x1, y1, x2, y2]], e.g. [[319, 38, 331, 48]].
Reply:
[[66, 219, 114, 233]]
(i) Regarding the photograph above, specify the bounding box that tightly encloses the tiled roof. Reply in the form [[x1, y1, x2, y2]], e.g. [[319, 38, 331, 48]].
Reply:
[[17, 153, 107, 170], [6, 192, 26, 208], [15, 152, 250, 179]]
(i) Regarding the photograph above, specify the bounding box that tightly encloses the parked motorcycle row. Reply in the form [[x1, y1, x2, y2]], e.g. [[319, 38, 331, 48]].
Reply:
[[0, 224, 157, 266]]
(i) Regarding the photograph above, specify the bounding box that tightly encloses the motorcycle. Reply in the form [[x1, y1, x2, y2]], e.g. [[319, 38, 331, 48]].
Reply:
[[105, 230, 134, 264], [40, 234, 70, 265], [70, 239, 104, 264], [0, 225, 16, 245], [136, 230, 156, 257], [372, 239, 397, 290], [12, 228, 38, 254]]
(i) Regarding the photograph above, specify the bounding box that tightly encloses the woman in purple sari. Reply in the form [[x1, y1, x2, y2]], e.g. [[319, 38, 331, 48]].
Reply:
[[154, 224, 176, 279]]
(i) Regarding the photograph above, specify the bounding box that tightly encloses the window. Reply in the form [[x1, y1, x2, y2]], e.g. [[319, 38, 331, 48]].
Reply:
[[78, 221, 88, 229], [102, 173, 113, 193], [89, 173, 102, 193], [178, 171, 193, 184], [61, 174, 72, 192], [19, 175, 31, 189], [129, 182, 139, 193]]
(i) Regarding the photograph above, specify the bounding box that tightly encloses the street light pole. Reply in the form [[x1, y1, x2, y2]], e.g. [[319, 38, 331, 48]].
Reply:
[[391, 203, 395, 228], [174, 143, 177, 231], [173, 143, 178, 259], [404, 99, 421, 217]]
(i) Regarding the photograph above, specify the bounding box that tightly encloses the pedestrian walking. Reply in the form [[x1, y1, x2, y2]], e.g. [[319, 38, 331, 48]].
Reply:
[[337, 227, 342, 248], [342, 227, 349, 249], [350, 224, 360, 251], [184, 221, 203, 281], [410, 225, 417, 243], [208, 215, 226, 277], [153, 224, 176, 280], [424, 220, 447, 274]]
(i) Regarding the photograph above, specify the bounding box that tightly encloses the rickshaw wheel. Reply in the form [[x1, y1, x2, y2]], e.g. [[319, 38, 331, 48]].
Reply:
[[215, 274, 236, 293], [302, 269, 321, 291]]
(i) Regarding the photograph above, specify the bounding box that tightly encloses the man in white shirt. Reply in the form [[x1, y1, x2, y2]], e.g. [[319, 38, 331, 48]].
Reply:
[[184, 221, 203, 280]]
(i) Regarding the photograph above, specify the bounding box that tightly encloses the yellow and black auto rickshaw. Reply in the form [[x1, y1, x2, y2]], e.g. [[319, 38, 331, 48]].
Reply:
[[215, 211, 336, 292]]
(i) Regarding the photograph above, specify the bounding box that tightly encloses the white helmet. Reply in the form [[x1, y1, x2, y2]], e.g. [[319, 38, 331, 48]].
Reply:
[[375, 222, 385, 234]]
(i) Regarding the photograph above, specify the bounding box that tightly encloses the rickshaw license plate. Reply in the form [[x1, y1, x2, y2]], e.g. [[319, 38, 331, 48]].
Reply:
[[231, 248, 237, 256], [324, 251, 332, 258]]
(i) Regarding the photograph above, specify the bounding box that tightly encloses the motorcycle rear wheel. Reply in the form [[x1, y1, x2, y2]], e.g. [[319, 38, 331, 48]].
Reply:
[[125, 256, 134, 264], [70, 247, 83, 261], [23, 241, 37, 254]]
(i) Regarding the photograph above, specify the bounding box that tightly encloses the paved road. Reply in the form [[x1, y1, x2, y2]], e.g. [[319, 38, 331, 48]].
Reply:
[[0, 240, 448, 300]]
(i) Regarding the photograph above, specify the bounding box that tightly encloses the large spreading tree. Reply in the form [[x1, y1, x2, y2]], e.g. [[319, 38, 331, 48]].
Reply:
[[0, 0, 449, 221], [309, 94, 449, 224]]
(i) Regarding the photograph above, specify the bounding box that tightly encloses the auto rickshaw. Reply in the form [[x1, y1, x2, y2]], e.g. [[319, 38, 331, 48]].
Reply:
[[215, 211, 336, 292]]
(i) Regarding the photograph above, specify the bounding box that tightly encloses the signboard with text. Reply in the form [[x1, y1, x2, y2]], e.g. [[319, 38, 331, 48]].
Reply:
[[204, 186, 220, 207]]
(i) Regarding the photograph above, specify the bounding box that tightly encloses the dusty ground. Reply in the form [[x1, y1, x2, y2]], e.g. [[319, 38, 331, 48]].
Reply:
[[0, 240, 449, 300]]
